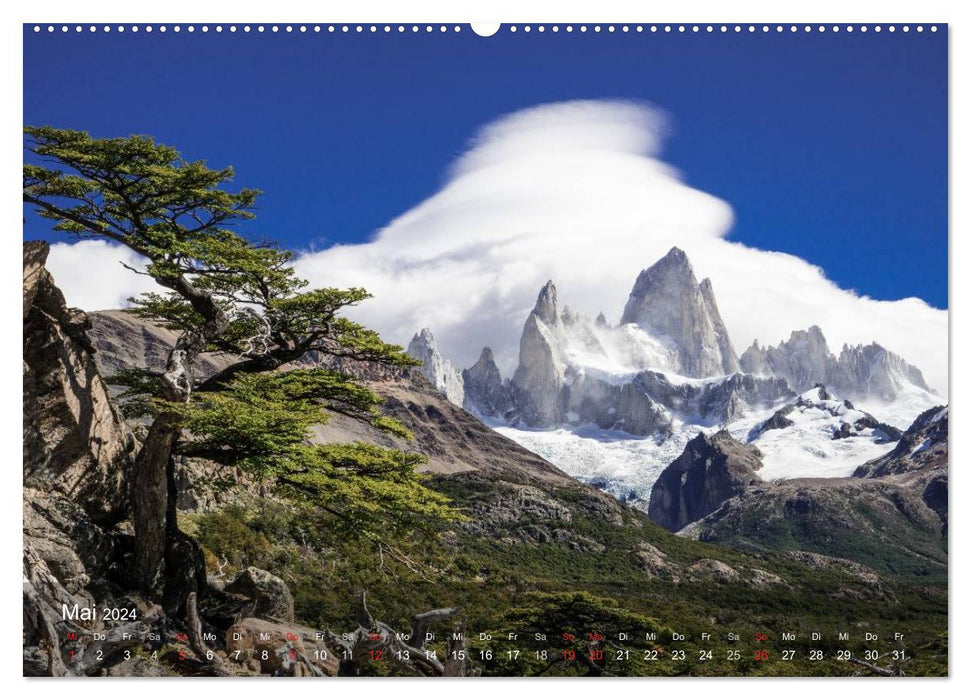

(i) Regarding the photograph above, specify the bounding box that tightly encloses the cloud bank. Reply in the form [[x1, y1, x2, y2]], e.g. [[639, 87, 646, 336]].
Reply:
[[294, 100, 948, 396], [46, 240, 156, 311], [43, 100, 948, 397]]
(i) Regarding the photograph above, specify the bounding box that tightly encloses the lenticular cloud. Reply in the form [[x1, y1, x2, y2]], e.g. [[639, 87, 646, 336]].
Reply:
[[43, 100, 948, 396], [294, 100, 948, 396]]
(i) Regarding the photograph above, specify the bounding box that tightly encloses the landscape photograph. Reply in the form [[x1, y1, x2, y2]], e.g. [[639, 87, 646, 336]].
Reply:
[[22, 22, 948, 677]]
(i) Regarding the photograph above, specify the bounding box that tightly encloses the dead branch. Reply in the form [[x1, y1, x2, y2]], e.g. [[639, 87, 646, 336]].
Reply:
[[322, 589, 468, 677], [848, 655, 904, 677], [186, 592, 231, 676]]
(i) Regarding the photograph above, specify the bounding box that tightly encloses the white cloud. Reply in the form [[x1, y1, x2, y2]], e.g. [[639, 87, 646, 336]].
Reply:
[[46, 240, 156, 311], [42, 100, 948, 398], [294, 100, 948, 397]]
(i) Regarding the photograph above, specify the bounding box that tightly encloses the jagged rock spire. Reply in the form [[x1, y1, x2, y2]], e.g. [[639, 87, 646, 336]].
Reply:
[[407, 328, 465, 406], [620, 247, 739, 377], [532, 280, 559, 326], [739, 324, 932, 404], [462, 346, 512, 418], [511, 281, 567, 426]]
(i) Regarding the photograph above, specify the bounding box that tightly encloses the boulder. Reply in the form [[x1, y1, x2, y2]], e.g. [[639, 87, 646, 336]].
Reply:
[[225, 618, 338, 676], [226, 567, 295, 623]]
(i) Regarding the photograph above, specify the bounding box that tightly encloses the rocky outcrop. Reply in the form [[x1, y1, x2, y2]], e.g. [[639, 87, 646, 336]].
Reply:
[[647, 431, 763, 531], [23, 242, 134, 524], [407, 328, 465, 406], [461, 346, 512, 418], [741, 326, 837, 391], [511, 281, 566, 425], [225, 567, 295, 623], [620, 247, 740, 377], [690, 476, 947, 582], [740, 325, 933, 404], [23, 243, 142, 676], [855, 405, 947, 478]]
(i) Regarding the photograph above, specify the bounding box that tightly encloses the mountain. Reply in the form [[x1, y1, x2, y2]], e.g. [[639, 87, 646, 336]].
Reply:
[[407, 328, 465, 406], [402, 248, 937, 508], [725, 385, 902, 480], [461, 346, 513, 419], [620, 247, 740, 377], [21, 242, 949, 676], [740, 326, 936, 426], [854, 405, 948, 533], [502, 259, 789, 433], [671, 407, 948, 583], [687, 475, 947, 583], [647, 431, 763, 531], [854, 405, 948, 478], [510, 281, 567, 425]]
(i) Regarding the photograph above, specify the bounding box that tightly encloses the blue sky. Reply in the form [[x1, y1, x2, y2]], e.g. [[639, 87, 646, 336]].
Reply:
[[23, 24, 947, 308]]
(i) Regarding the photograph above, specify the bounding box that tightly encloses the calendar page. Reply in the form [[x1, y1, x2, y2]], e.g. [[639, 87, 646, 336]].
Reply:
[[22, 20, 948, 678]]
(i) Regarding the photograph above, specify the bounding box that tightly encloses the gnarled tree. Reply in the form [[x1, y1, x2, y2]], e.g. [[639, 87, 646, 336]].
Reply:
[[24, 126, 459, 607]]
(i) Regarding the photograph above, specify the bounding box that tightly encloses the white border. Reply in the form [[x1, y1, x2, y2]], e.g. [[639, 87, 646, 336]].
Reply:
[[3, 1, 964, 698]]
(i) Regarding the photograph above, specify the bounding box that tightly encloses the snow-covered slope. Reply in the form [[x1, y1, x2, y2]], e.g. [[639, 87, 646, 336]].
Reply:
[[408, 248, 939, 509], [727, 386, 898, 480], [496, 385, 902, 508], [493, 421, 696, 509]]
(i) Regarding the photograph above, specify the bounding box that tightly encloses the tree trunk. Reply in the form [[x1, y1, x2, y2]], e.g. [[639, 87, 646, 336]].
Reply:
[[130, 274, 229, 600], [131, 415, 179, 595]]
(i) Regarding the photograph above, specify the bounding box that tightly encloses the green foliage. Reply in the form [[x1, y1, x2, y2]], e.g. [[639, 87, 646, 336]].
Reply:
[[23, 126, 259, 281], [24, 125, 453, 541], [194, 507, 273, 567], [169, 369, 461, 535], [190, 479, 948, 678]]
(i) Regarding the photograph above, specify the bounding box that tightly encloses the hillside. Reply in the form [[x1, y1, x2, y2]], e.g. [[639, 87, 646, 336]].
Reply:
[[24, 244, 947, 677]]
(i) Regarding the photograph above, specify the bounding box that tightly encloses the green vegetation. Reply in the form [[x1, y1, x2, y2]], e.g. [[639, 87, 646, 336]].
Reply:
[[23, 126, 461, 596], [697, 490, 948, 585], [188, 476, 948, 677], [24, 126, 946, 677]]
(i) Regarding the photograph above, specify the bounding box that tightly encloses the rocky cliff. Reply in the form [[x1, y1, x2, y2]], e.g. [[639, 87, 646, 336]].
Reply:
[[461, 346, 513, 419], [23, 242, 133, 523], [510, 281, 567, 425], [24, 242, 139, 675], [620, 247, 740, 377], [647, 431, 763, 532], [406, 328, 465, 406], [740, 326, 934, 407]]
